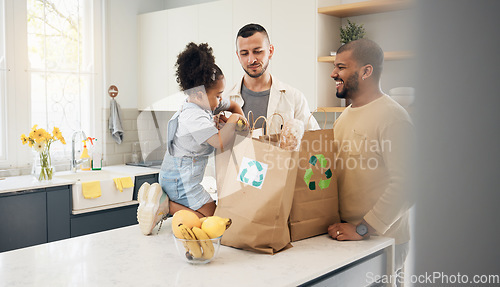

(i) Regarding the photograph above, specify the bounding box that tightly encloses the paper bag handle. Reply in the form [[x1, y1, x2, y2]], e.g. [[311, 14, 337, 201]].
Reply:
[[267, 113, 284, 135], [252, 115, 267, 132], [252, 113, 284, 135], [247, 111, 254, 129], [308, 108, 328, 129]]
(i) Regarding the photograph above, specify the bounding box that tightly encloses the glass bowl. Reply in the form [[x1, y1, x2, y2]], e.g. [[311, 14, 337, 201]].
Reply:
[[172, 234, 222, 264]]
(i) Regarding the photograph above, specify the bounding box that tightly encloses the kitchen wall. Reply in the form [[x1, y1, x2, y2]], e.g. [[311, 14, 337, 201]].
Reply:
[[103, 0, 165, 165], [103, 0, 415, 163]]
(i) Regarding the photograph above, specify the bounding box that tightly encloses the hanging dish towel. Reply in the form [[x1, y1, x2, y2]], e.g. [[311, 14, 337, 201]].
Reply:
[[109, 98, 124, 144], [113, 177, 134, 192], [82, 181, 102, 199]]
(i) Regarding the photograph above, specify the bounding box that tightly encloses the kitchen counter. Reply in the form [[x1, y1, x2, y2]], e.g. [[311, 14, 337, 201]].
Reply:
[[0, 165, 159, 195], [0, 220, 394, 286]]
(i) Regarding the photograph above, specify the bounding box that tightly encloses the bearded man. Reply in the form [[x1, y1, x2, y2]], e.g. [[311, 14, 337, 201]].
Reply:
[[225, 23, 319, 132]]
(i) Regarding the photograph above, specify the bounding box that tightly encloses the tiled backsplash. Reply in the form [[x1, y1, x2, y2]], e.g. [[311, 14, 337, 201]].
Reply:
[[104, 109, 175, 166], [104, 108, 141, 166]]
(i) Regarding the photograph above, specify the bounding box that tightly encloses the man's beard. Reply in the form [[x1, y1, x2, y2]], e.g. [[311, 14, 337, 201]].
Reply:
[[336, 72, 359, 99], [244, 61, 269, 78]]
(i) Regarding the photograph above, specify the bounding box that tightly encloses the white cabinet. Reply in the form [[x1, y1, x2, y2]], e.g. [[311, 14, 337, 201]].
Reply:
[[166, 5, 199, 98], [137, 10, 168, 111], [271, 0, 318, 109], [138, 2, 234, 111], [198, 0, 234, 87], [137, 0, 349, 111]]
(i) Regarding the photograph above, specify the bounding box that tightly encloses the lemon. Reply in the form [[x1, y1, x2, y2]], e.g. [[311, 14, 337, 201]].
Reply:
[[201, 216, 227, 239]]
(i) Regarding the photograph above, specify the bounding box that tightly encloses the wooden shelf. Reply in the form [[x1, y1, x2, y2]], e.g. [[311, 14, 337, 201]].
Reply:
[[318, 50, 413, 63], [316, 107, 346, 113], [318, 0, 412, 18]]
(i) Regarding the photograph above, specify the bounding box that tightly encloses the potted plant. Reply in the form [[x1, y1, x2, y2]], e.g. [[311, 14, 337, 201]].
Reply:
[[340, 19, 366, 44]]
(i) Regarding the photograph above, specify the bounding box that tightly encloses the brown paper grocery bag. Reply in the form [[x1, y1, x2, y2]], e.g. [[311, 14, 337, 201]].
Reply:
[[214, 134, 298, 254], [289, 128, 341, 241]]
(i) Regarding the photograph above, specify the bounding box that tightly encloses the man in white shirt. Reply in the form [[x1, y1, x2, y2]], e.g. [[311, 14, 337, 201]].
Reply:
[[225, 23, 319, 132]]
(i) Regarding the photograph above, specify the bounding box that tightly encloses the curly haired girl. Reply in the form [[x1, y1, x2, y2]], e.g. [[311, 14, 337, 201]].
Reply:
[[137, 42, 246, 235]]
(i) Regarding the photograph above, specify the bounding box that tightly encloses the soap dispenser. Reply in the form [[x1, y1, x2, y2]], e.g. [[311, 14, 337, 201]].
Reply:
[[80, 139, 91, 171]]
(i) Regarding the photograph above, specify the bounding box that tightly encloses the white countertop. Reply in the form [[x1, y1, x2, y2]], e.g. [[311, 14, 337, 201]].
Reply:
[[0, 165, 159, 194], [0, 220, 394, 286]]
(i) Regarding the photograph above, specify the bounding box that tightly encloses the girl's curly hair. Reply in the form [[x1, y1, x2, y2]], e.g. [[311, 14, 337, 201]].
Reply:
[[175, 42, 223, 92]]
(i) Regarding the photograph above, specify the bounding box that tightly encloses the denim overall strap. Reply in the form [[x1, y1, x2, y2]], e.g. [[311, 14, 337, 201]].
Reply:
[[166, 110, 181, 156]]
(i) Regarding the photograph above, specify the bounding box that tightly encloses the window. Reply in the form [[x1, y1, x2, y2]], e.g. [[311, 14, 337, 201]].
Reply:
[[0, 0, 6, 160], [27, 0, 95, 161], [0, 0, 102, 168]]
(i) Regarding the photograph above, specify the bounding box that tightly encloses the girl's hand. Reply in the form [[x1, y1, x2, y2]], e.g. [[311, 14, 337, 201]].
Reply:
[[217, 114, 229, 124], [227, 113, 247, 124]]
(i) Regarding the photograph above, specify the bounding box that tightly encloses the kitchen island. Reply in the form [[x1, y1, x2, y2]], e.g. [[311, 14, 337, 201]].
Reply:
[[0, 220, 394, 286]]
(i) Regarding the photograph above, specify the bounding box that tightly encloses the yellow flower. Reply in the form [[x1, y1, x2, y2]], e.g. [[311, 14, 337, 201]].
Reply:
[[34, 141, 45, 153], [44, 130, 52, 141], [52, 127, 66, 143], [29, 129, 36, 140], [33, 128, 48, 143], [22, 125, 65, 150], [20, 134, 29, 145], [52, 127, 61, 138]]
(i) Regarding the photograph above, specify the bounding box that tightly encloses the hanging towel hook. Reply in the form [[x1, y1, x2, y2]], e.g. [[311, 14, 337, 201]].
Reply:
[[108, 85, 119, 98]]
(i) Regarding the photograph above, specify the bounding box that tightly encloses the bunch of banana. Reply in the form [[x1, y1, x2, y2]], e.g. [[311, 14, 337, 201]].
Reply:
[[176, 223, 215, 260]]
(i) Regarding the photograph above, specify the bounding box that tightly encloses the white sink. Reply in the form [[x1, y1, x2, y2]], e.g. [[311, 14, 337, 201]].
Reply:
[[55, 170, 135, 211]]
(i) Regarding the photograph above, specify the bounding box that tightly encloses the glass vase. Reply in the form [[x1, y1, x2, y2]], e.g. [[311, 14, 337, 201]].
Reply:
[[33, 150, 54, 181]]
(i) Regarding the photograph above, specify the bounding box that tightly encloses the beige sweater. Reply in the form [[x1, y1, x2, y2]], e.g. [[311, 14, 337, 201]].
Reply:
[[333, 95, 414, 244]]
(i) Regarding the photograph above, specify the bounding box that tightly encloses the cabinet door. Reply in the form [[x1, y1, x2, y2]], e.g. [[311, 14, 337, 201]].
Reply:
[[133, 173, 159, 200], [70, 205, 138, 238], [46, 186, 71, 242], [138, 10, 169, 110], [166, 5, 199, 98], [198, 0, 233, 87], [0, 191, 47, 252], [231, 0, 273, 83], [271, 0, 317, 110]]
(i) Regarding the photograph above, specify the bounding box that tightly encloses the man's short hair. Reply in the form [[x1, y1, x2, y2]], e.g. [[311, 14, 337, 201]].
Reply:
[[236, 23, 270, 46], [337, 39, 384, 79]]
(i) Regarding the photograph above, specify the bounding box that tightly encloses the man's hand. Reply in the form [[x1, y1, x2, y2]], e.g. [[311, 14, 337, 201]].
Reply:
[[327, 223, 364, 241]]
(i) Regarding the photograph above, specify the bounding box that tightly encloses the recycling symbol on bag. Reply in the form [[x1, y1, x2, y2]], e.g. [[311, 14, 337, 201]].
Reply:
[[304, 154, 332, 190], [238, 157, 268, 189]]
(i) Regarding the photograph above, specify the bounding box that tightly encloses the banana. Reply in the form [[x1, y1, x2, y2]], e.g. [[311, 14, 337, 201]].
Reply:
[[192, 226, 215, 259], [224, 218, 232, 230], [178, 224, 203, 259]]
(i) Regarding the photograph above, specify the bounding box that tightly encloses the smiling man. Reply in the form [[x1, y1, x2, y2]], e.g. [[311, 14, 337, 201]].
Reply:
[[225, 23, 319, 132], [327, 39, 414, 275]]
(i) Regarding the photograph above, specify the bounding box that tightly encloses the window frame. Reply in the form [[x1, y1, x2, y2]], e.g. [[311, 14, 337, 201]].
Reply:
[[0, 0, 103, 170], [0, 0, 6, 161]]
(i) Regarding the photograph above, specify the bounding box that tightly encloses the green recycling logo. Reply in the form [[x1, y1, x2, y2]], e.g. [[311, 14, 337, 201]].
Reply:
[[238, 157, 268, 189], [304, 154, 332, 190]]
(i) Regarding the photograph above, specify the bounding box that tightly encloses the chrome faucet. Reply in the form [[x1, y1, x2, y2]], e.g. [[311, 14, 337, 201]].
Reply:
[[71, 130, 87, 173]]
